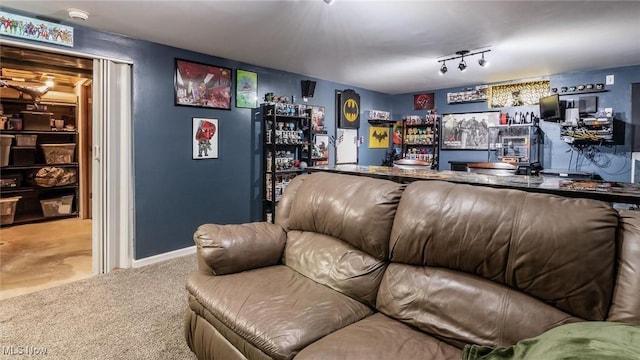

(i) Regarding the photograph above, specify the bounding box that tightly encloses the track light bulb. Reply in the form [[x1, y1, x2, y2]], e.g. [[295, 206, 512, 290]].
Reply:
[[478, 53, 488, 67], [458, 58, 467, 72], [439, 62, 448, 75]]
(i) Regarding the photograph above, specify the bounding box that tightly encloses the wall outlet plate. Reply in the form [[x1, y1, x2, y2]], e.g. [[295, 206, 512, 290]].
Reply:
[[606, 75, 615, 85]]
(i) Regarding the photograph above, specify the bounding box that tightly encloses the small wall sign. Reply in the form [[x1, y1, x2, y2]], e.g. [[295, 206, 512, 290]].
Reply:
[[0, 11, 74, 47]]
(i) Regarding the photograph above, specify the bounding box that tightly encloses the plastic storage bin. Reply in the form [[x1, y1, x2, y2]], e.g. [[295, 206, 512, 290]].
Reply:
[[15, 134, 37, 146], [0, 173, 22, 188], [41, 143, 76, 164], [40, 194, 74, 217], [21, 111, 53, 131], [11, 146, 36, 165], [1, 196, 21, 225], [0, 134, 13, 166]]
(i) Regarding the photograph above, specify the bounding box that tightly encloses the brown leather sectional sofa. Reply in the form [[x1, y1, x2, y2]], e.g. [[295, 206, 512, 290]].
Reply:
[[184, 172, 640, 359]]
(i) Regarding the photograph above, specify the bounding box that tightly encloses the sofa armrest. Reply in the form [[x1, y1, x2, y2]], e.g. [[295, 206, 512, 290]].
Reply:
[[193, 222, 286, 275]]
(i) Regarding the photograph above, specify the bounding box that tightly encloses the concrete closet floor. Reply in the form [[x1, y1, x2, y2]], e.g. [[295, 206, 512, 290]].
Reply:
[[0, 218, 92, 300]]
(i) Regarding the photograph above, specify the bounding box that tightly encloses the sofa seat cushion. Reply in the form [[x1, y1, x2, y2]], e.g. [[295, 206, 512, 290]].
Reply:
[[186, 266, 374, 360], [294, 313, 461, 360]]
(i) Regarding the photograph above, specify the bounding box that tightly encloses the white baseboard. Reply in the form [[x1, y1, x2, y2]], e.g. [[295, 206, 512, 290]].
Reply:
[[132, 245, 196, 268]]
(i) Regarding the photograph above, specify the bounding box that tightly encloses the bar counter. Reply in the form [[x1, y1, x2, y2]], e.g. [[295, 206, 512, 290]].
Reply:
[[309, 165, 640, 205]]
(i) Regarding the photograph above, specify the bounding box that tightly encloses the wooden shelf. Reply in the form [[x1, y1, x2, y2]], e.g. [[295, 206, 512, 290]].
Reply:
[[446, 99, 487, 105], [2, 162, 78, 171], [404, 123, 435, 127], [557, 89, 608, 96], [367, 119, 395, 126], [1, 130, 77, 135], [0, 184, 78, 194], [0, 98, 80, 226]]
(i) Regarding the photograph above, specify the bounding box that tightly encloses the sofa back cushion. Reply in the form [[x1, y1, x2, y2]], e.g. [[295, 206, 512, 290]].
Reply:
[[279, 172, 404, 306], [608, 210, 640, 324], [378, 180, 619, 347]]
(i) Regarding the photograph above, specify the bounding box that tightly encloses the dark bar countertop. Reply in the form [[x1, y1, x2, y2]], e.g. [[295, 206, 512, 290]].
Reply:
[[309, 165, 640, 205]]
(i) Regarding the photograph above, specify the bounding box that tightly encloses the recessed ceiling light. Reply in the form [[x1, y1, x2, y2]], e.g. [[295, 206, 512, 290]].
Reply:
[[324, 0, 336, 5], [68, 8, 89, 21]]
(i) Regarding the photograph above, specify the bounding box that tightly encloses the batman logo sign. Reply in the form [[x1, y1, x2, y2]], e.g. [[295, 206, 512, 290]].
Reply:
[[372, 130, 388, 143], [343, 99, 359, 122]]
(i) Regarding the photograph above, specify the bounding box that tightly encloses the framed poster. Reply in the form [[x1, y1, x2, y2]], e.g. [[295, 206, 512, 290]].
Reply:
[[192, 118, 219, 159], [235, 69, 258, 108], [310, 105, 326, 132], [369, 127, 390, 149], [314, 134, 330, 165], [413, 93, 434, 110], [440, 111, 500, 150], [175, 59, 232, 109]]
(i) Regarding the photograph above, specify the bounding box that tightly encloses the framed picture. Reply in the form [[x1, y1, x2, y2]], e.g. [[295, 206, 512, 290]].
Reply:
[[236, 69, 258, 108], [313, 134, 330, 165], [175, 59, 232, 110], [413, 93, 434, 110], [192, 118, 219, 159], [392, 121, 403, 145], [369, 126, 390, 149], [310, 105, 326, 132], [440, 111, 500, 150]]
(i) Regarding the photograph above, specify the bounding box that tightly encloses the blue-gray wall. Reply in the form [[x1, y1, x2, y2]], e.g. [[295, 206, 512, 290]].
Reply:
[[2, 8, 638, 259], [389, 65, 640, 181], [0, 10, 394, 259]]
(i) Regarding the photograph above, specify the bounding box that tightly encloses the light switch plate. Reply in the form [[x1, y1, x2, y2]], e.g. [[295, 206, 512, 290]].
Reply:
[[606, 75, 615, 85]]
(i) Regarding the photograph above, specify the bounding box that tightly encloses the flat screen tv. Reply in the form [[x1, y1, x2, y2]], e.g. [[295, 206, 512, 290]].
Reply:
[[539, 94, 565, 121]]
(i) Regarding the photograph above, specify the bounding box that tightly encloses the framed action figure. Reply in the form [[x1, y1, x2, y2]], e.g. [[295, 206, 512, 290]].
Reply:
[[192, 118, 219, 159]]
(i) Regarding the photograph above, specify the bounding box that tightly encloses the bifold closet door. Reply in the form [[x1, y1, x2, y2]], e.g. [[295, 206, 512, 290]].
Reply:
[[92, 59, 133, 274]]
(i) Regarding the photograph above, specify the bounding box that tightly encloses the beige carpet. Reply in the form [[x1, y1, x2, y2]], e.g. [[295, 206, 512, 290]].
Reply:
[[0, 254, 198, 360], [0, 218, 93, 300]]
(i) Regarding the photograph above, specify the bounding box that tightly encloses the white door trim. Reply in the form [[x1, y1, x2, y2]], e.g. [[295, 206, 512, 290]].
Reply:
[[0, 38, 133, 64]]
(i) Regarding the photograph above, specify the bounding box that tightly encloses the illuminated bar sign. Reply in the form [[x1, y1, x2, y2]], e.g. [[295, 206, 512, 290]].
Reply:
[[0, 11, 74, 47]]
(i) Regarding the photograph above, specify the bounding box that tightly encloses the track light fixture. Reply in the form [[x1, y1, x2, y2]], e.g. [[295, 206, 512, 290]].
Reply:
[[437, 49, 490, 74], [457, 51, 468, 72], [478, 52, 488, 67], [439, 62, 448, 75]]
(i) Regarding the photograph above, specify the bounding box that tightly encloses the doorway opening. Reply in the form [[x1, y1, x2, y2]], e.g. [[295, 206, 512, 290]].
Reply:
[[0, 45, 94, 299]]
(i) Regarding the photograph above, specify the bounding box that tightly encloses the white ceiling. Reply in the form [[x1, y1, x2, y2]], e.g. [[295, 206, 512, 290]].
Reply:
[[2, 0, 640, 95]]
